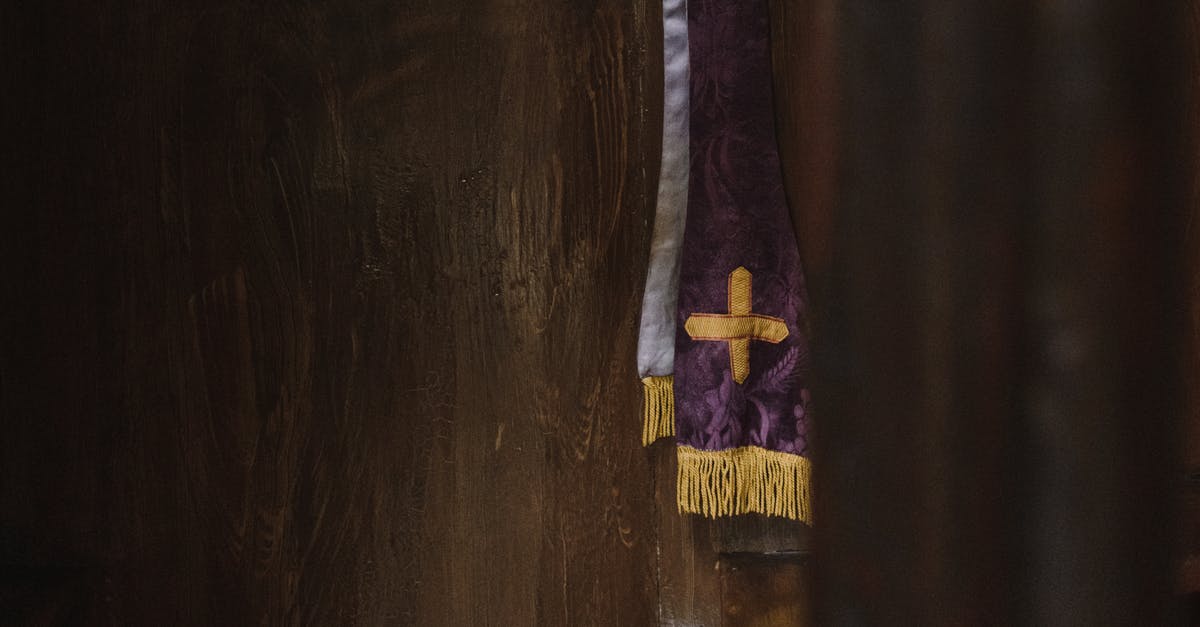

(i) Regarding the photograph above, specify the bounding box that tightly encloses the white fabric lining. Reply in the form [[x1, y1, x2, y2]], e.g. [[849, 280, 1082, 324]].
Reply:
[[636, 0, 690, 378]]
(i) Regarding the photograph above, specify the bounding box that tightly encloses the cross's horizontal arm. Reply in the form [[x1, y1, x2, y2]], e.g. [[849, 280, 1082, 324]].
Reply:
[[684, 313, 789, 343]]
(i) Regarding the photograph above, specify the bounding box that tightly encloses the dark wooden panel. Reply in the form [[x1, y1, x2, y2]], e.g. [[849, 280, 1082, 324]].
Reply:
[[1177, 1, 1200, 605], [652, 443, 724, 627], [708, 517, 809, 556], [720, 554, 811, 627], [0, 1, 662, 625], [1187, 0, 1200, 476], [818, 1, 1188, 625], [652, 441, 811, 626]]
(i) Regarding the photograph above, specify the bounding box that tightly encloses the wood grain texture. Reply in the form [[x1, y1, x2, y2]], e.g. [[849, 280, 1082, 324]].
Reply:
[[0, 1, 665, 625], [720, 554, 811, 627], [708, 517, 809, 556], [652, 443, 723, 627]]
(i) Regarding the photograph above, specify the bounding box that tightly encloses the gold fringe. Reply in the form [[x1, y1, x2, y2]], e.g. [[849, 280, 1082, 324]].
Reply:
[[676, 445, 812, 523], [641, 376, 676, 445]]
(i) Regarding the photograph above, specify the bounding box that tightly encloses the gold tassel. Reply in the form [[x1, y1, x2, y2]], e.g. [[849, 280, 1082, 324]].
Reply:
[[676, 445, 812, 523], [641, 375, 676, 445]]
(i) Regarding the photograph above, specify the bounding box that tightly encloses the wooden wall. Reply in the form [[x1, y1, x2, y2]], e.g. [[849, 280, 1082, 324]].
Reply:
[[0, 0, 680, 624], [1, 0, 823, 623], [2, 0, 1193, 625], [812, 1, 1190, 624]]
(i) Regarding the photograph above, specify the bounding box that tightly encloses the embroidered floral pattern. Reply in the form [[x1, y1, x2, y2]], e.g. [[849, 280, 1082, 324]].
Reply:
[[673, 0, 812, 458]]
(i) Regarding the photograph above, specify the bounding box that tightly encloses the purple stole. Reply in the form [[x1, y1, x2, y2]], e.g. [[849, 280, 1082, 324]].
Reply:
[[641, 0, 812, 521]]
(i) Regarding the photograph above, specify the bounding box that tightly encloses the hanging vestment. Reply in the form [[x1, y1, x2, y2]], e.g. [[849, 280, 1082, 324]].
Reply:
[[637, 0, 690, 444], [639, 0, 813, 522]]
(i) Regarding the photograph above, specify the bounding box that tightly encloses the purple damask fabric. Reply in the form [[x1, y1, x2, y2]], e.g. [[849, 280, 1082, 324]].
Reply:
[[674, 0, 811, 457]]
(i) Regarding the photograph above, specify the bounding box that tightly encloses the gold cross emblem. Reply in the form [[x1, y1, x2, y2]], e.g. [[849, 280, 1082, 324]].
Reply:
[[684, 266, 790, 384]]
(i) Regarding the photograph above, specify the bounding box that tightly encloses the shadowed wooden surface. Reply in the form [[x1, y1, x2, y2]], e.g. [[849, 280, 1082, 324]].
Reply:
[[0, 1, 683, 624], [721, 554, 811, 627], [11, 0, 1191, 624], [817, 1, 1189, 624], [1, 0, 824, 624], [1178, 1, 1200, 600], [652, 443, 724, 627]]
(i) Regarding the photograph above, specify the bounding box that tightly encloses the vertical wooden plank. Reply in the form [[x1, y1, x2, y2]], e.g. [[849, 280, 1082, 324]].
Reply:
[[819, 0, 1188, 624], [1179, 1, 1200, 604], [653, 444, 724, 627], [815, 3, 1029, 622], [720, 554, 811, 627], [1022, 2, 1185, 624], [515, 1, 664, 623]]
